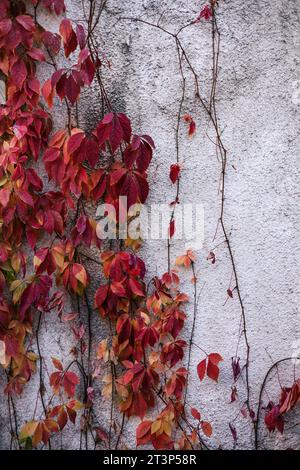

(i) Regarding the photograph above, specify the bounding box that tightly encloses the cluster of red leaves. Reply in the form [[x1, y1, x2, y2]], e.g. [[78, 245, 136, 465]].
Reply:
[[0, 2, 87, 447], [20, 397, 83, 448], [169, 163, 181, 184], [31, 1, 66, 16], [0, 0, 158, 449], [136, 404, 180, 450], [0, 0, 67, 396], [265, 379, 300, 434], [42, 21, 97, 106], [0, 0, 154, 391], [42, 116, 154, 205], [136, 403, 212, 450], [19, 357, 83, 448]]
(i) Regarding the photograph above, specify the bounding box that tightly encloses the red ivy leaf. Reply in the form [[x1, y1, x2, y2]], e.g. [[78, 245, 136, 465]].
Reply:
[[0, 188, 10, 208], [110, 166, 149, 207], [15, 189, 34, 207], [207, 353, 223, 382], [42, 78, 55, 108], [129, 277, 145, 297], [42, 31, 61, 54], [27, 47, 46, 62], [11, 59, 27, 89], [16, 15, 35, 31], [208, 353, 223, 365], [84, 137, 99, 167], [183, 114, 196, 136], [96, 112, 132, 153], [188, 119, 196, 136], [65, 73, 81, 105], [230, 386, 238, 403], [265, 403, 284, 433], [57, 408, 68, 430], [169, 219, 175, 238], [67, 131, 85, 154], [197, 354, 223, 382], [94, 284, 109, 310], [229, 422, 238, 442], [124, 135, 154, 172], [95, 427, 108, 443], [194, 5, 213, 23], [201, 421, 212, 437], [231, 357, 241, 381]]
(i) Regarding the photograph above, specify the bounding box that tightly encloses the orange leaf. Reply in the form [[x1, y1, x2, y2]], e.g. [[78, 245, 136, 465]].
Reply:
[[42, 78, 55, 108], [136, 420, 152, 446]]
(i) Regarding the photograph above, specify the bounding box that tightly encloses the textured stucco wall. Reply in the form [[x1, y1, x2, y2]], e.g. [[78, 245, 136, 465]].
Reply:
[[0, 0, 300, 450]]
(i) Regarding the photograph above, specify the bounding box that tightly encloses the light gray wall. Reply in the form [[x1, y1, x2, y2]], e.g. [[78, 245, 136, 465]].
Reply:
[[0, 0, 299, 450]]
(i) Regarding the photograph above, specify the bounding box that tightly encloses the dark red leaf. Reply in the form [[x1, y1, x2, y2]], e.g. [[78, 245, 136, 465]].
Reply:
[[169, 219, 175, 238], [197, 358, 206, 381]]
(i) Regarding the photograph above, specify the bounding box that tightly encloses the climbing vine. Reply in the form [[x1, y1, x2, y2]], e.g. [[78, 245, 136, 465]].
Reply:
[[0, 0, 299, 451]]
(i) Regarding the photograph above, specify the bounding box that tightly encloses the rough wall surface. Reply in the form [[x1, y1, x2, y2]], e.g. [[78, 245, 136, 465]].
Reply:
[[0, 0, 299, 450]]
